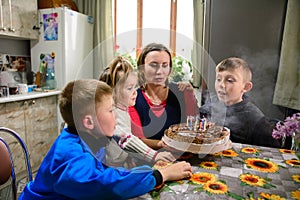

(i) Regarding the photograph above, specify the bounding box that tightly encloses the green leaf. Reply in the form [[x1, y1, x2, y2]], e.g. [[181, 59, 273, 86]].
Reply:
[[193, 185, 205, 193], [241, 182, 248, 187], [247, 191, 255, 198], [149, 190, 160, 200], [166, 181, 182, 186], [227, 192, 245, 200], [262, 182, 276, 189]]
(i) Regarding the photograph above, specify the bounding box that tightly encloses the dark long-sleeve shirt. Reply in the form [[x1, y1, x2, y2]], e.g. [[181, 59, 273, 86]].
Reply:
[[199, 96, 280, 148]]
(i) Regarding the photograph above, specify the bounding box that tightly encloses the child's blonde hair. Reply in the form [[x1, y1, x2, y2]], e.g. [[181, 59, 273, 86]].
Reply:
[[216, 57, 252, 82], [99, 56, 135, 103], [59, 79, 112, 129]]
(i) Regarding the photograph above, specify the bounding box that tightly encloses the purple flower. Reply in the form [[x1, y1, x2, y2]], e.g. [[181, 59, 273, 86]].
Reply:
[[272, 113, 300, 140]]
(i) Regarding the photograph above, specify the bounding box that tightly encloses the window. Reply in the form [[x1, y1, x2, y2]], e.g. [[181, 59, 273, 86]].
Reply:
[[114, 0, 193, 60]]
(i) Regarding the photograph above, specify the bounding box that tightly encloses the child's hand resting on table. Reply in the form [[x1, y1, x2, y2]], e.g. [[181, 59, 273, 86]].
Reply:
[[159, 161, 192, 181]]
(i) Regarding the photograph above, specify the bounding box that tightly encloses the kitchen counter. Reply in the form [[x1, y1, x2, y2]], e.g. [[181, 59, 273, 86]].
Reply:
[[0, 89, 60, 196], [0, 90, 61, 104]]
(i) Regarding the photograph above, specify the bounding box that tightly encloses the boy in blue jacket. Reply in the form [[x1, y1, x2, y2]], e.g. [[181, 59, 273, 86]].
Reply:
[[19, 79, 192, 200]]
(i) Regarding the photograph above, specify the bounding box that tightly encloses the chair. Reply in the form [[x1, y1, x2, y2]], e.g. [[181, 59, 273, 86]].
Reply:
[[0, 127, 33, 200]]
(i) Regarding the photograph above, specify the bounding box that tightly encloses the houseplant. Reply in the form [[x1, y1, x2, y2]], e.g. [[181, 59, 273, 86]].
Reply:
[[170, 55, 193, 82], [272, 113, 300, 151], [120, 53, 193, 82]]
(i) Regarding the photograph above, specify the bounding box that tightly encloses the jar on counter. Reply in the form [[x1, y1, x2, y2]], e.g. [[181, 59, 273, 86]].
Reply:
[[17, 84, 28, 95], [42, 68, 57, 90], [8, 83, 18, 95], [0, 86, 8, 97]]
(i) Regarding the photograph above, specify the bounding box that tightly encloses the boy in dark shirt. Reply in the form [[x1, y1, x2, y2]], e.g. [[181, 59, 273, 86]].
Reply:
[[200, 57, 280, 148]]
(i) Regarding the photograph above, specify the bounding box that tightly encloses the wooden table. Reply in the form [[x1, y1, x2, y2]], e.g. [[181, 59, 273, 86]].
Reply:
[[133, 143, 300, 200]]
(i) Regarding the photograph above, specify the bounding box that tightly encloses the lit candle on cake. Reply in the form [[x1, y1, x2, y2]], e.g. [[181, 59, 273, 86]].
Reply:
[[203, 117, 207, 131], [199, 121, 203, 131], [187, 116, 189, 127], [189, 116, 194, 130], [194, 116, 199, 131]]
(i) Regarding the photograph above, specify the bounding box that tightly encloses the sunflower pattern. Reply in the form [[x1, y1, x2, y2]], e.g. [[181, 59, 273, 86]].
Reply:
[[240, 174, 265, 187], [285, 159, 300, 167], [148, 143, 299, 199], [291, 190, 300, 200], [241, 147, 259, 155], [279, 149, 295, 154], [189, 172, 216, 185], [152, 160, 172, 169], [239, 173, 275, 188], [244, 158, 279, 173], [292, 174, 300, 183], [213, 149, 239, 157], [203, 181, 228, 195], [199, 161, 218, 170], [259, 192, 286, 200]]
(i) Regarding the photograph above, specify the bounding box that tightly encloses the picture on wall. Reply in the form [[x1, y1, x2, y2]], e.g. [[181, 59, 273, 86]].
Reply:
[[43, 13, 58, 41]]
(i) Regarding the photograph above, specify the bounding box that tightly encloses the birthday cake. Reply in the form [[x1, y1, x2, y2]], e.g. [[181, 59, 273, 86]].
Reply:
[[162, 118, 231, 154]]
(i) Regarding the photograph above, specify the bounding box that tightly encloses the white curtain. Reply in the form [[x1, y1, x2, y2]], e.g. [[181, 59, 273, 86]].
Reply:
[[74, 0, 114, 79], [192, 0, 205, 88], [273, 0, 300, 111]]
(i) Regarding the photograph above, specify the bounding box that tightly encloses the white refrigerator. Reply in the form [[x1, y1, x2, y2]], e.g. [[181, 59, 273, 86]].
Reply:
[[30, 7, 94, 90]]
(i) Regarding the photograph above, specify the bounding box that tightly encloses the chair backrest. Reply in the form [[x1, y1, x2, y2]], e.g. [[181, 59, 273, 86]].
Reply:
[[0, 139, 12, 184], [0, 127, 33, 200]]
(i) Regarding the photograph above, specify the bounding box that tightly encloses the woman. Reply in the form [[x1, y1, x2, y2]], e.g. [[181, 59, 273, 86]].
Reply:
[[129, 43, 199, 150]]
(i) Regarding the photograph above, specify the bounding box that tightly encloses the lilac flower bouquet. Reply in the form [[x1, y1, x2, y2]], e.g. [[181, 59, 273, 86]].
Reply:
[[272, 113, 300, 151]]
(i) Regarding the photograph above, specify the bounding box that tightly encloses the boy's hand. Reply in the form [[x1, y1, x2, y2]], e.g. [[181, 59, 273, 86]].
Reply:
[[159, 161, 192, 181]]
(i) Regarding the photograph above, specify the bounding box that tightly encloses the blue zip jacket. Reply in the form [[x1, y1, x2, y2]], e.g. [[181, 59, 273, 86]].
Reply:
[[19, 128, 156, 200]]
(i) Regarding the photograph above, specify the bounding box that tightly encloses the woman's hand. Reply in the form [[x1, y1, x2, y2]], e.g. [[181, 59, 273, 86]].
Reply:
[[159, 140, 183, 153], [157, 140, 168, 149], [177, 81, 193, 91]]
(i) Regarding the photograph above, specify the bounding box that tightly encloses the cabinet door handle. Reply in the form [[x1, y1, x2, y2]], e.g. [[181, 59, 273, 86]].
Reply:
[[8, 0, 14, 32], [24, 100, 36, 106], [0, 0, 6, 31]]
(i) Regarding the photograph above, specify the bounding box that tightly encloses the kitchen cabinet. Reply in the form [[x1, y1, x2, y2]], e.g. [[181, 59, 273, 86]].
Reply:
[[0, 0, 38, 39], [0, 92, 59, 187]]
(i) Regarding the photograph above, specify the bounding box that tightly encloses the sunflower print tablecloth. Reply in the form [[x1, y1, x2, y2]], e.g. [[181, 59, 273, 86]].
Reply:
[[132, 143, 300, 200]]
